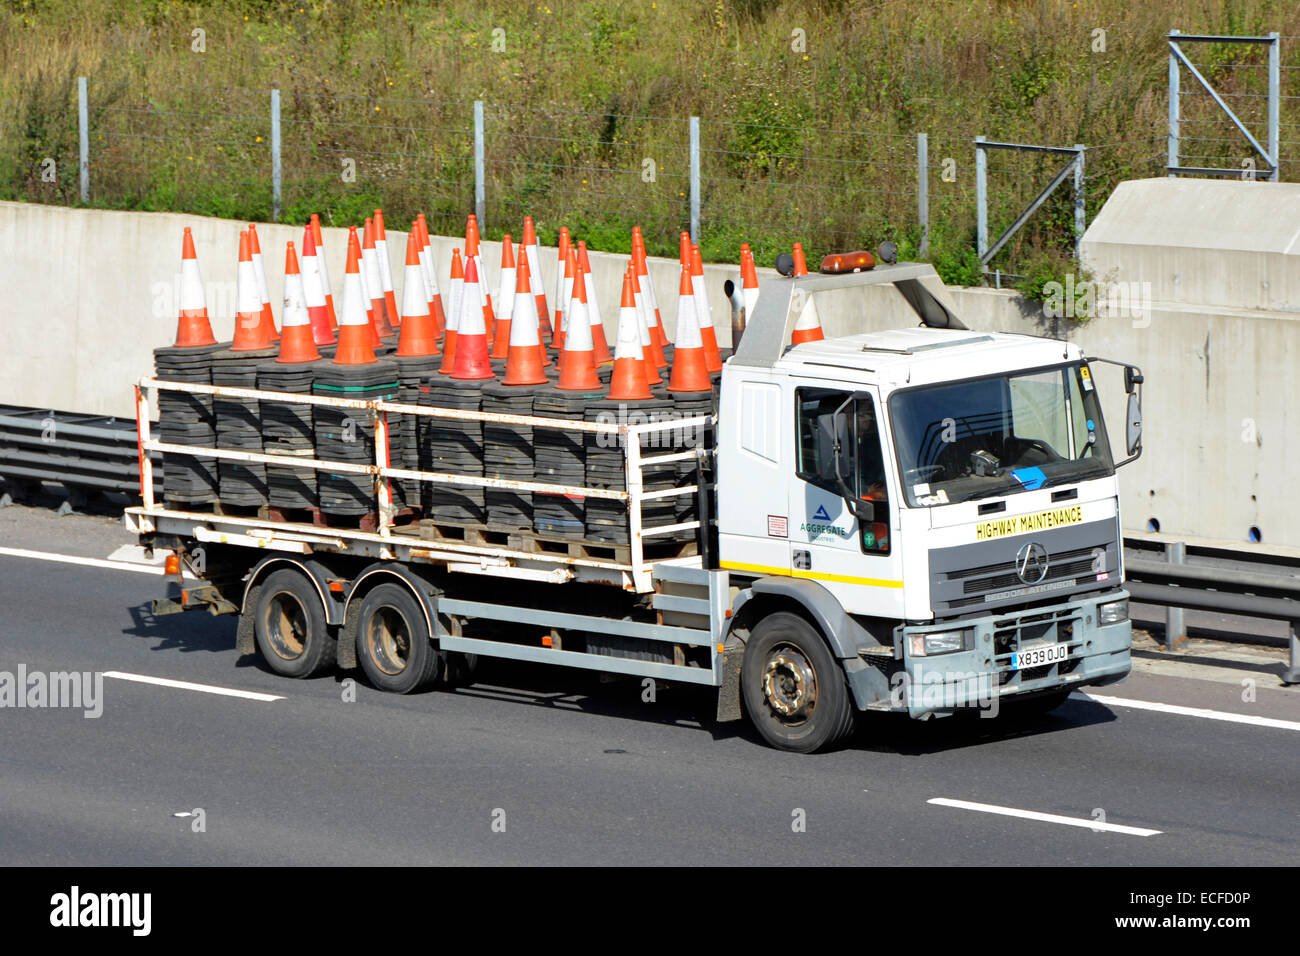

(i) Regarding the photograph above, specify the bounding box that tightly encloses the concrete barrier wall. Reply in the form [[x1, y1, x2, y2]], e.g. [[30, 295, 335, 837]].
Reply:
[[2, 200, 1295, 546]]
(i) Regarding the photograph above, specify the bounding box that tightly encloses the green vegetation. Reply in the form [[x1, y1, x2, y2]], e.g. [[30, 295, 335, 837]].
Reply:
[[2, 0, 1296, 296]]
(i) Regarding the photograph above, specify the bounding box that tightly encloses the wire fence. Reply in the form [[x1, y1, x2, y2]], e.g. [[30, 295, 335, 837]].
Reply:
[[7, 31, 1300, 282]]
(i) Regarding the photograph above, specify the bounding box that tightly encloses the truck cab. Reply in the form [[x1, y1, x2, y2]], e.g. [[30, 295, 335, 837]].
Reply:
[[715, 262, 1139, 745]]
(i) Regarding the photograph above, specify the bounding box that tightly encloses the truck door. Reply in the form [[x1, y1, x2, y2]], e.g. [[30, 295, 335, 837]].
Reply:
[[790, 387, 905, 616]]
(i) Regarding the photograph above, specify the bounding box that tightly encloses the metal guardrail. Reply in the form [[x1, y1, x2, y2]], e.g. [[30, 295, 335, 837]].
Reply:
[[1123, 536, 1300, 683], [0, 405, 161, 506]]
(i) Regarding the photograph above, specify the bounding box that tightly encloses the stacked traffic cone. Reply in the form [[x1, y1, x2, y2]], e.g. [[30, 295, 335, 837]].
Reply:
[[790, 241, 825, 344], [450, 257, 494, 381], [522, 216, 551, 337], [630, 264, 662, 386], [636, 227, 669, 352], [300, 227, 336, 346], [232, 230, 276, 351], [607, 268, 652, 400], [667, 263, 712, 393], [439, 248, 465, 373], [362, 217, 392, 343], [691, 242, 723, 373], [173, 227, 217, 347], [501, 253, 548, 386], [396, 230, 440, 357], [553, 227, 572, 345], [310, 214, 338, 330], [577, 241, 612, 365], [247, 224, 279, 342], [740, 242, 760, 319], [491, 234, 516, 360], [373, 209, 401, 330], [277, 242, 321, 364], [333, 227, 377, 365], [466, 215, 495, 350], [416, 214, 448, 338], [556, 265, 601, 390], [631, 264, 667, 369]]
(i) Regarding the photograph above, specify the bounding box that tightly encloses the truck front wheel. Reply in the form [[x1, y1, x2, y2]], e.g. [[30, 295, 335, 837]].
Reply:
[[355, 583, 441, 694], [254, 568, 334, 679], [742, 612, 856, 753]]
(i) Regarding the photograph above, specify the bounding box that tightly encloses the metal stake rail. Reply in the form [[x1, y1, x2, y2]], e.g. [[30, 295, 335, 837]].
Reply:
[[135, 378, 713, 591]]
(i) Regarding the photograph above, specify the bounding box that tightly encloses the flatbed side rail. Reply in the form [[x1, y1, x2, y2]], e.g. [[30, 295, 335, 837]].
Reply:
[[136, 378, 713, 590]]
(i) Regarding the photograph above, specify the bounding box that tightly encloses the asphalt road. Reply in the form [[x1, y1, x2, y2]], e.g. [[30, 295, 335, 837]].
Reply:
[[0, 504, 1296, 866]]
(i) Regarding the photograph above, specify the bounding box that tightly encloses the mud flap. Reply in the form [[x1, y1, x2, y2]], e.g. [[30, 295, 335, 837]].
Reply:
[[715, 641, 746, 723], [236, 584, 260, 656]]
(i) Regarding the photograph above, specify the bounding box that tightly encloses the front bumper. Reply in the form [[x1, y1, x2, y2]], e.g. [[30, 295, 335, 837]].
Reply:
[[855, 590, 1131, 717]]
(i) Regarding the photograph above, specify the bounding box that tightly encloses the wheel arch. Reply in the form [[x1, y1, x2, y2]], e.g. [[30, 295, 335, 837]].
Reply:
[[339, 563, 442, 670], [727, 576, 867, 659], [238, 556, 337, 656]]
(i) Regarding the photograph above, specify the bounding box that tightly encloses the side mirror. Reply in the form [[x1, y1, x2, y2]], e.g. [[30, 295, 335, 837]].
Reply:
[[1124, 365, 1144, 394], [1125, 392, 1142, 457]]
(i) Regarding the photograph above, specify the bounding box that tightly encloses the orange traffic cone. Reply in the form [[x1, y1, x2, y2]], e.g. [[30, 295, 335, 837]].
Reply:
[[491, 234, 516, 360], [416, 214, 447, 338], [300, 226, 335, 346], [790, 242, 825, 344], [679, 230, 691, 270], [554, 226, 572, 343], [630, 264, 662, 387], [466, 214, 495, 350], [174, 227, 217, 347], [553, 244, 578, 352], [631, 264, 667, 369], [577, 241, 612, 365], [373, 209, 401, 330], [608, 268, 652, 400], [690, 243, 723, 373], [333, 227, 377, 365], [522, 215, 551, 337], [450, 257, 494, 380], [439, 248, 465, 374], [277, 242, 321, 363], [232, 230, 276, 351], [247, 223, 279, 342], [310, 214, 338, 330], [396, 230, 439, 357], [556, 265, 600, 391], [502, 253, 548, 386], [740, 242, 760, 319], [362, 217, 391, 343], [635, 230, 669, 352], [667, 264, 711, 392]]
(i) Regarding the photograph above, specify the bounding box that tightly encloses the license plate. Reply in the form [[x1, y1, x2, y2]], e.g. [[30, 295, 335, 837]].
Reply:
[[1012, 642, 1070, 670]]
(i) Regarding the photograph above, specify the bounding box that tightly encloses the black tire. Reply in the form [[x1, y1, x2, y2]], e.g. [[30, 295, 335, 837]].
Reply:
[[253, 568, 334, 678], [741, 611, 856, 753], [355, 583, 441, 694]]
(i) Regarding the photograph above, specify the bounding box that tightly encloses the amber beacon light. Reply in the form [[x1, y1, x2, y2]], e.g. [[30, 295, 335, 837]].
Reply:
[[819, 250, 876, 274]]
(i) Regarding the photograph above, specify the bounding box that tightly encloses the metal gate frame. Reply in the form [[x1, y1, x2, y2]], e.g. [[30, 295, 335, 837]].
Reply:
[[975, 137, 1086, 275], [1166, 31, 1280, 181]]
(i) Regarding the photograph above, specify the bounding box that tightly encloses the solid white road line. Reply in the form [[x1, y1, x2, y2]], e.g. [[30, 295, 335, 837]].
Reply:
[[927, 798, 1162, 837], [103, 671, 284, 702], [1072, 691, 1300, 732], [0, 545, 196, 578]]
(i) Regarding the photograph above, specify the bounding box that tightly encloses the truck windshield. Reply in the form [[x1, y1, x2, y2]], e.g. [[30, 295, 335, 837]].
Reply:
[[888, 362, 1114, 506]]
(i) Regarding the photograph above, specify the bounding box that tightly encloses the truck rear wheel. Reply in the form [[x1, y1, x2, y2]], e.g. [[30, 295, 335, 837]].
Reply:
[[742, 612, 856, 753], [355, 583, 441, 694], [254, 568, 334, 679]]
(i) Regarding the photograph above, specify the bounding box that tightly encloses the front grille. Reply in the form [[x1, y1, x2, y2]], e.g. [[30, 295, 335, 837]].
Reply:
[[990, 608, 1081, 674], [960, 548, 1100, 595]]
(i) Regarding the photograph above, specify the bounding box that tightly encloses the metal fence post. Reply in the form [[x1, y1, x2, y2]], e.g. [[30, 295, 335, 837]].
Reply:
[[1284, 620, 1300, 684], [1268, 32, 1280, 182], [77, 76, 89, 203], [917, 132, 930, 259], [689, 116, 701, 244], [1168, 31, 1180, 176], [975, 136, 987, 262], [474, 100, 486, 230], [1073, 144, 1085, 259], [1165, 541, 1186, 648], [270, 88, 282, 222]]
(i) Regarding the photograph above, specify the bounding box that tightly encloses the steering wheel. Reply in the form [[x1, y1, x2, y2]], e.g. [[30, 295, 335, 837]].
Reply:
[[1014, 437, 1063, 461], [906, 464, 946, 484]]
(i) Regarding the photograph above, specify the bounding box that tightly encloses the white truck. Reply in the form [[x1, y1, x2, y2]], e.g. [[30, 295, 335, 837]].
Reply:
[[128, 258, 1143, 752]]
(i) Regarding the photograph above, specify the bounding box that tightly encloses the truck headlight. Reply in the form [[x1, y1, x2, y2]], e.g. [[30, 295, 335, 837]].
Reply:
[[908, 629, 970, 657], [1099, 599, 1129, 626]]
